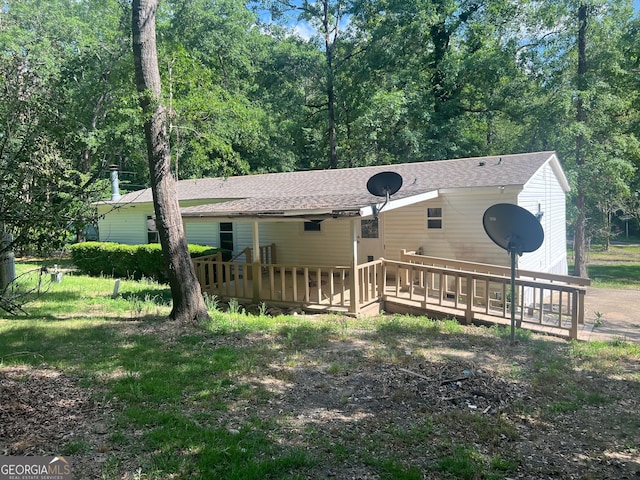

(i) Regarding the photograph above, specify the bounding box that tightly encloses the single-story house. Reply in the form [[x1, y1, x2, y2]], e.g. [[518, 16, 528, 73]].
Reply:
[[96, 150, 569, 276]]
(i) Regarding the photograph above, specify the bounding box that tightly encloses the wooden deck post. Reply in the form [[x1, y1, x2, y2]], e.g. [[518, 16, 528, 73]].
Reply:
[[252, 220, 261, 302], [577, 288, 586, 325], [464, 274, 473, 324], [349, 219, 360, 314], [570, 289, 579, 340]]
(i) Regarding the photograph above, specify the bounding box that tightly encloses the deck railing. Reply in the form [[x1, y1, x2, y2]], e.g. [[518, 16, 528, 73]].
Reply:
[[381, 258, 587, 339], [193, 252, 588, 339], [194, 256, 352, 310]]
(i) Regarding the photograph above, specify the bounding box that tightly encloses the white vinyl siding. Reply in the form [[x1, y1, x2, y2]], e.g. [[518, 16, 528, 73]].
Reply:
[[185, 219, 352, 265], [184, 220, 253, 258], [518, 162, 568, 274], [256, 219, 353, 265], [97, 204, 154, 245], [383, 188, 519, 266], [184, 219, 219, 247]]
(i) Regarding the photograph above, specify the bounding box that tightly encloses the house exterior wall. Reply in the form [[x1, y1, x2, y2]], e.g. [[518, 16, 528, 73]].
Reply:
[[98, 201, 216, 246], [382, 188, 520, 267], [517, 162, 568, 275], [252, 220, 353, 266], [184, 218, 220, 246], [382, 162, 568, 275], [96, 204, 155, 244], [182, 218, 354, 266]]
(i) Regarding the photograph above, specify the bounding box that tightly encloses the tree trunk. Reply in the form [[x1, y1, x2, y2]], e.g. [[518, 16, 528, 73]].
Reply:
[[573, 2, 588, 278], [132, 0, 209, 324], [323, 0, 338, 169]]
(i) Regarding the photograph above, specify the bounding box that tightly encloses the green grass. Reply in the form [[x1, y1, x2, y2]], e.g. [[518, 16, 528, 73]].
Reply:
[[1, 262, 639, 479], [570, 244, 640, 288]]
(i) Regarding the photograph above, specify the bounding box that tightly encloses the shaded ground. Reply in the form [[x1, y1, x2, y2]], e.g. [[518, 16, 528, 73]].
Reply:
[[2, 314, 639, 479], [0, 365, 112, 478]]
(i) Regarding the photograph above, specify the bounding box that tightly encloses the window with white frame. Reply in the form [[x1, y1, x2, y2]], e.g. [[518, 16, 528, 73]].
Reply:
[[361, 218, 379, 238], [427, 207, 442, 229]]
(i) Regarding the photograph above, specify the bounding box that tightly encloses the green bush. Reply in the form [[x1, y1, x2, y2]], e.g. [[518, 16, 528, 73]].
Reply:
[[69, 242, 222, 282]]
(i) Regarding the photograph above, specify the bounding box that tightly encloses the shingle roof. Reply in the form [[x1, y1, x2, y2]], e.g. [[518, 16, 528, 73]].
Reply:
[[105, 151, 564, 217]]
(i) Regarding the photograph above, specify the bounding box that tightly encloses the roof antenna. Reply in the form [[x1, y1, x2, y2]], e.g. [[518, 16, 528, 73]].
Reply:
[[366, 171, 403, 218]]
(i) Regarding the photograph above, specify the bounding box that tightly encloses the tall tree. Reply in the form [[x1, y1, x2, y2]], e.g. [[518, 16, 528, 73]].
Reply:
[[573, 1, 589, 277], [267, 0, 353, 169], [132, 0, 209, 324], [349, 0, 529, 162], [527, 0, 639, 272]]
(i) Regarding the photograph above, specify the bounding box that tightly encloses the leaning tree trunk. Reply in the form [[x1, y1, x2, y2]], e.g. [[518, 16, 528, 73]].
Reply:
[[132, 0, 209, 324]]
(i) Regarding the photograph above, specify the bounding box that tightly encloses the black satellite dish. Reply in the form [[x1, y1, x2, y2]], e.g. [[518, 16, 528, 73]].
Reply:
[[367, 171, 403, 198], [366, 171, 403, 217], [482, 203, 544, 343], [483, 203, 544, 256]]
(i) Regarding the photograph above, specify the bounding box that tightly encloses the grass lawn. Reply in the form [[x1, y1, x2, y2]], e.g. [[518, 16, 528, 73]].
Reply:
[[1, 263, 639, 479], [569, 244, 640, 288]]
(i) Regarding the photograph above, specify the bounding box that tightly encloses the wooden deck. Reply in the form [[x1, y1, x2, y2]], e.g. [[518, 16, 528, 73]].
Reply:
[[193, 250, 589, 340]]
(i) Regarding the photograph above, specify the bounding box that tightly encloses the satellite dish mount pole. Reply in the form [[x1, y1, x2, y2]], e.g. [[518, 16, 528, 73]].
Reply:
[[373, 190, 390, 218], [508, 245, 517, 344], [483, 204, 543, 346]]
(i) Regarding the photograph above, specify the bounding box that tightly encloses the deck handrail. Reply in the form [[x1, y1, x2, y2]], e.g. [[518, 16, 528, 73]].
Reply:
[[384, 258, 586, 339], [228, 244, 277, 264], [194, 257, 352, 309], [401, 250, 591, 286]]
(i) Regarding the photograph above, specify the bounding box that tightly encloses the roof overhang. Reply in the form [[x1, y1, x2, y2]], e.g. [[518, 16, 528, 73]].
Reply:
[[359, 190, 439, 218], [182, 208, 362, 220], [180, 190, 440, 221]]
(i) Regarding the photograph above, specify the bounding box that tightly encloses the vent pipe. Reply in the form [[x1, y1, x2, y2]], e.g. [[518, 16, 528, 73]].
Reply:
[[109, 165, 121, 201]]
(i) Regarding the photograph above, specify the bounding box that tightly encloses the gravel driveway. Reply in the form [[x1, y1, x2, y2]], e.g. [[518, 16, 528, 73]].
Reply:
[[580, 287, 640, 342]]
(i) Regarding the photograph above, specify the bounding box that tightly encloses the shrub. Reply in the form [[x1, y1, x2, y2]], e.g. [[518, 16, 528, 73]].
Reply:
[[70, 242, 222, 282]]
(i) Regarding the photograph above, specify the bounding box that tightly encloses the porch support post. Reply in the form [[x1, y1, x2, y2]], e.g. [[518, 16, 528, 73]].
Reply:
[[252, 220, 261, 302], [349, 219, 360, 314]]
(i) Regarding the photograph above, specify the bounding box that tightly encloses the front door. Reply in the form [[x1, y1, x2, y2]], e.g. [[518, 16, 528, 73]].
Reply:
[[358, 218, 383, 264]]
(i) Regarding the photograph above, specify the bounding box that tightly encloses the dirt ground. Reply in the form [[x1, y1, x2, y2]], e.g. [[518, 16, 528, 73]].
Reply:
[[581, 287, 640, 342]]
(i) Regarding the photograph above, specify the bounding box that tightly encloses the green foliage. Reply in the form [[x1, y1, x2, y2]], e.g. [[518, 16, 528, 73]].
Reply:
[[69, 241, 220, 281]]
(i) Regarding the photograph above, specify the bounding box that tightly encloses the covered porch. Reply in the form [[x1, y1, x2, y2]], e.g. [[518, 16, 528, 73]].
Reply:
[[193, 248, 590, 340]]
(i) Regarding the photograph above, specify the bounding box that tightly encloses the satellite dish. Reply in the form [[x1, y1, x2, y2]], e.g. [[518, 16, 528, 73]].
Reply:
[[366, 171, 403, 217], [483, 203, 544, 256], [482, 203, 544, 344], [367, 171, 403, 198]]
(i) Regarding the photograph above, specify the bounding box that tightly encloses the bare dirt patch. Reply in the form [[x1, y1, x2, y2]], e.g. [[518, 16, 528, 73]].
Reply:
[[0, 365, 115, 478]]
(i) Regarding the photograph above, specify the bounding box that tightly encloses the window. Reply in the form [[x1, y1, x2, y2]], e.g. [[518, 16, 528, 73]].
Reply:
[[303, 221, 322, 232], [427, 207, 442, 229], [147, 216, 158, 243], [219, 222, 233, 252], [361, 219, 379, 239]]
